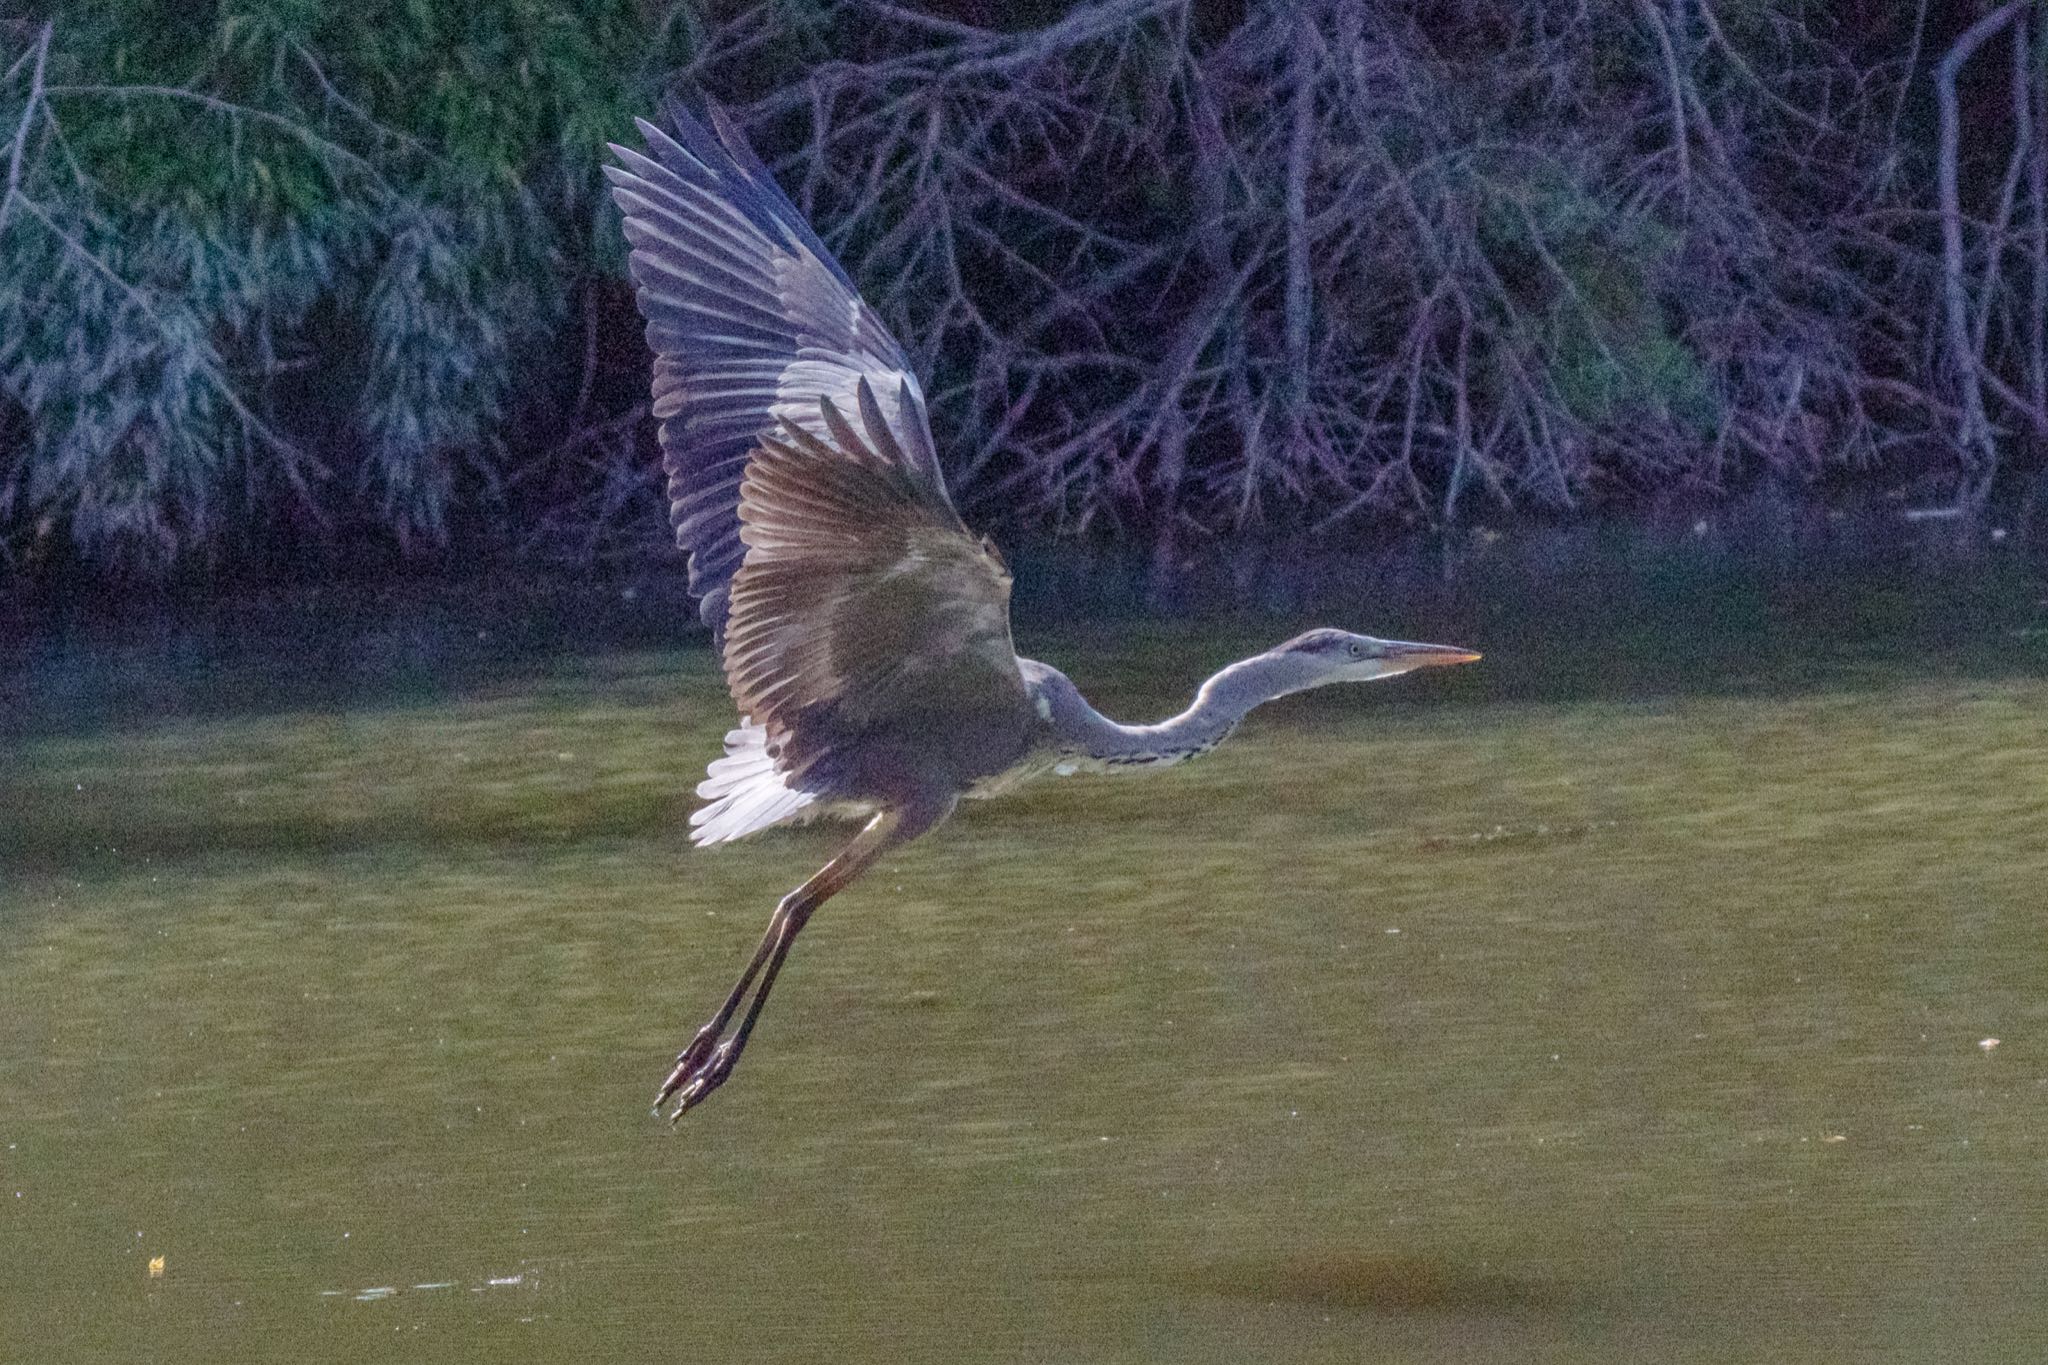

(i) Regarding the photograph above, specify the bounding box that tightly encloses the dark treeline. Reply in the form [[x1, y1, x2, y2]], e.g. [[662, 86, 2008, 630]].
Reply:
[[1, 1, 2044, 591]]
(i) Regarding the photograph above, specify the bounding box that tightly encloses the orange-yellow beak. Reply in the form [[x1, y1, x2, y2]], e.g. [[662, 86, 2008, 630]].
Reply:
[[1386, 641, 1482, 668]]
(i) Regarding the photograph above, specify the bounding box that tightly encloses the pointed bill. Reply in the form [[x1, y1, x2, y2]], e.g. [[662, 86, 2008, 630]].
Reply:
[[1383, 640, 1482, 667]]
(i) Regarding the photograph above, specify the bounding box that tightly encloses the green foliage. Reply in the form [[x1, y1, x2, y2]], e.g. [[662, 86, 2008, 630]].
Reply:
[[0, 1, 2021, 582], [0, 1, 690, 567]]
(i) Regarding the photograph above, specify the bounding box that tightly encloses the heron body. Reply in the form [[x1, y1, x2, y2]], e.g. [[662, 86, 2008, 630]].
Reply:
[[607, 103, 1479, 1119]]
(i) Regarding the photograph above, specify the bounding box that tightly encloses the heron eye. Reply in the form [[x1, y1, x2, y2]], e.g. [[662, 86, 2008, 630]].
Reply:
[[1348, 642, 1364, 658]]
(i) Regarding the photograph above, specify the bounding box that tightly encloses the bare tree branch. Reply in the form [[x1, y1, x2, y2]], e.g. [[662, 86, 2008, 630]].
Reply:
[[1936, 0, 2025, 503]]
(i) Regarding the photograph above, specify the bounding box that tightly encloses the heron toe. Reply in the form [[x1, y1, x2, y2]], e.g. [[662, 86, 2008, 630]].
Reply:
[[653, 1027, 723, 1112], [659, 1039, 743, 1123]]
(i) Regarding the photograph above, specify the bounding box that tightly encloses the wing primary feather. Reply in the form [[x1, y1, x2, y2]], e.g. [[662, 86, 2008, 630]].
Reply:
[[639, 113, 772, 221], [697, 99, 863, 295], [612, 97, 961, 663], [817, 397, 870, 467], [855, 378, 912, 471], [632, 117, 798, 253], [772, 422, 847, 468]]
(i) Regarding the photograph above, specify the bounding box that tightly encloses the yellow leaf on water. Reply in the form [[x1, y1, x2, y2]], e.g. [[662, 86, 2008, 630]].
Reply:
[[147, 1256, 165, 1278]]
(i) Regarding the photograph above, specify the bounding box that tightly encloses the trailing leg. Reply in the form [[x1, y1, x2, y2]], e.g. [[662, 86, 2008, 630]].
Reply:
[[655, 801, 947, 1121]]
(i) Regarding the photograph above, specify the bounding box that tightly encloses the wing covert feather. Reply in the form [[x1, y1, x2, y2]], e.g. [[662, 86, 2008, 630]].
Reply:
[[722, 398, 1027, 786]]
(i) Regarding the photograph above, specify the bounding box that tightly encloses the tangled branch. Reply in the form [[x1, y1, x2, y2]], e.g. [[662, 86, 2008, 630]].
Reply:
[[3, 1, 2044, 578]]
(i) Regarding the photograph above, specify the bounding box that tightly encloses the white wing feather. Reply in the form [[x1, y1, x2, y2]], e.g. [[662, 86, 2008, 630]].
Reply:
[[689, 719, 818, 846]]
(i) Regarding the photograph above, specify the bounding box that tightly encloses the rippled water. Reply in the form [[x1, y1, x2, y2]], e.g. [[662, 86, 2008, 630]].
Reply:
[[4, 562, 2048, 1362]]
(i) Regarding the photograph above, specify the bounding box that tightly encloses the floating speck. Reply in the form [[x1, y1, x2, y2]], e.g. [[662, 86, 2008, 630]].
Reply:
[[1980, 1037, 2001, 1052]]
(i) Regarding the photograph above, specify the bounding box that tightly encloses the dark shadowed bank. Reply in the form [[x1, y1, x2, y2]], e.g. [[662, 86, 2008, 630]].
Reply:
[[2, 2, 2046, 599], [7, 503, 2046, 751]]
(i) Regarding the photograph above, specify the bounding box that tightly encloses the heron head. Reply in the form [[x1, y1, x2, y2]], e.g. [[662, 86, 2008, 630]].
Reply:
[[1276, 628, 1482, 687]]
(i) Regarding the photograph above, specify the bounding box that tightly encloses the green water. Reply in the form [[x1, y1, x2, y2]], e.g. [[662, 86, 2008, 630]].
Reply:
[[4, 578, 2048, 1362]]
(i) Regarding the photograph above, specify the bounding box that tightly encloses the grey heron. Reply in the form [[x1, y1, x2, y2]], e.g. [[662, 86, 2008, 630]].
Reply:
[[606, 103, 1480, 1120]]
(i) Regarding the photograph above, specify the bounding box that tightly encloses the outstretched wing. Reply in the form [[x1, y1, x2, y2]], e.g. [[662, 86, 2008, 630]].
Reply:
[[723, 389, 1029, 790], [604, 101, 951, 651]]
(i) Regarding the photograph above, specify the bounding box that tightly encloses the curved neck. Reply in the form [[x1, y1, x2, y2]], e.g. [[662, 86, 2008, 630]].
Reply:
[[1050, 652, 1321, 768]]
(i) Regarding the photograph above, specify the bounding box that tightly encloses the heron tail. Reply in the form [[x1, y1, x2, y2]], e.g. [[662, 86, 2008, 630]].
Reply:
[[691, 719, 818, 846]]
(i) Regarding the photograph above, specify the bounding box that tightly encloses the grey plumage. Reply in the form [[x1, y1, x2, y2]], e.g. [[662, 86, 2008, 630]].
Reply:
[[608, 105, 1480, 1120], [604, 100, 946, 651]]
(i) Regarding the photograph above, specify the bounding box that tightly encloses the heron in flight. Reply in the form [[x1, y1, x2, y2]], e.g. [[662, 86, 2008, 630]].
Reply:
[[607, 103, 1479, 1120]]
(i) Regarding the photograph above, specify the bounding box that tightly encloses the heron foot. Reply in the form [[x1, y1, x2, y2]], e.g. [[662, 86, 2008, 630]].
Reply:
[[652, 1026, 742, 1123]]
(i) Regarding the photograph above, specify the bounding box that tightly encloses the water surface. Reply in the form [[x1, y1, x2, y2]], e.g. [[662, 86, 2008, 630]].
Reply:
[[3, 565, 2047, 1362]]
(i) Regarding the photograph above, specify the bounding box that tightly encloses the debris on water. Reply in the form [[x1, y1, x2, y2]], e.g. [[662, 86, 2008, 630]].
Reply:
[[322, 1269, 530, 1301], [147, 1255, 165, 1278], [1418, 821, 1616, 852], [1980, 1037, 2001, 1052]]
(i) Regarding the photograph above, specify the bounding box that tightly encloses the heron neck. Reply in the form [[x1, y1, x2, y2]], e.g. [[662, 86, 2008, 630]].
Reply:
[[1062, 652, 1313, 766]]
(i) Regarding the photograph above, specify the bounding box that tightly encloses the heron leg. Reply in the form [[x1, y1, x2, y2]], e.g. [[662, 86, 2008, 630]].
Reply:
[[656, 923, 782, 1093], [655, 799, 948, 1121]]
